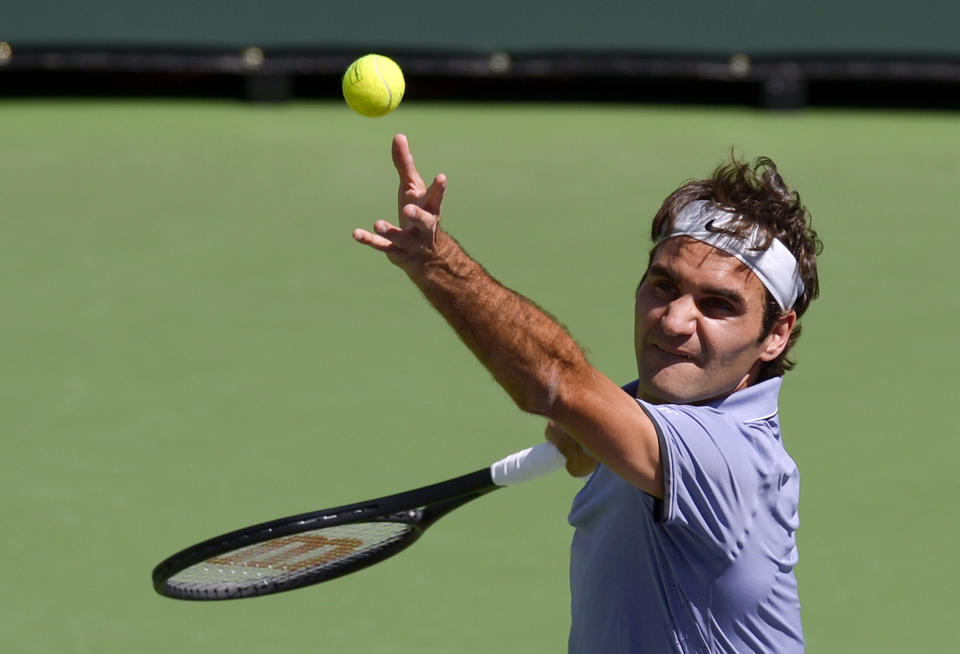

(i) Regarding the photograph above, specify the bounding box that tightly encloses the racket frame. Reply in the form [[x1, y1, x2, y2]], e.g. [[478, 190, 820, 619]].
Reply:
[[152, 467, 497, 600]]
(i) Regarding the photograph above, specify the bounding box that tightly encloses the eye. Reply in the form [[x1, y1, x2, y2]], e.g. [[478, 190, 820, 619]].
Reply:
[[699, 297, 738, 316], [650, 278, 678, 298]]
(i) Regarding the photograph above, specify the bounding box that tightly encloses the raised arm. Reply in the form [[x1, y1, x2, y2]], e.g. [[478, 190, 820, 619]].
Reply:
[[353, 134, 663, 497]]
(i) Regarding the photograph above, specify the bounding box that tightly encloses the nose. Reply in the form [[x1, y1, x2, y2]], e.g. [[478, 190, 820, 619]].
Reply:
[[660, 295, 698, 337]]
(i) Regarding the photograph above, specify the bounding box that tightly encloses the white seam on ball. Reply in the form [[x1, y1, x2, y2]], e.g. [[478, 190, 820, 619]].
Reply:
[[371, 56, 392, 108]]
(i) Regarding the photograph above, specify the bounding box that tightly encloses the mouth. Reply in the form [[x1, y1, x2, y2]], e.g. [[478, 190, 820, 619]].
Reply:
[[651, 343, 698, 363]]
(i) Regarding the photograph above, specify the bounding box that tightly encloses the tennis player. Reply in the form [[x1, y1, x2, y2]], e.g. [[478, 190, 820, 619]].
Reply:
[[354, 133, 821, 653]]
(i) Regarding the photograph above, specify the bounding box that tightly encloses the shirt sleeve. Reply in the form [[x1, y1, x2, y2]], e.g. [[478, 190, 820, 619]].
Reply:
[[638, 400, 756, 560]]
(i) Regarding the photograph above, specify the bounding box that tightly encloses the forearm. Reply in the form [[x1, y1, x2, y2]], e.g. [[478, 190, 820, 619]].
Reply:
[[410, 231, 660, 495], [354, 134, 662, 494], [408, 229, 589, 416]]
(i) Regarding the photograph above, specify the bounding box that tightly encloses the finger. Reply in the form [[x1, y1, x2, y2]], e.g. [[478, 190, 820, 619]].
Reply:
[[421, 173, 447, 216], [400, 203, 439, 233], [360, 218, 428, 252], [392, 134, 426, 198], [352, 228, 395, 252], [543, 421, 597, 478], [544, 420, 568, 447], [355, 219, 406, 244]]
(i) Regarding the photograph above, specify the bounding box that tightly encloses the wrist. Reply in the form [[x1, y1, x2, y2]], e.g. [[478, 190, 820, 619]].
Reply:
[[415, 229, 480, 283]]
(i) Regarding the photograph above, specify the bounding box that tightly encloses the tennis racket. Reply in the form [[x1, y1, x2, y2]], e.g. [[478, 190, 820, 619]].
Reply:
[[152, 442, 565, 601]]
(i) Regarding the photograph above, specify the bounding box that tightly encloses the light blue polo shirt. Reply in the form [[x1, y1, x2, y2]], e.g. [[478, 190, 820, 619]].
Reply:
[[568, 377, 804, 653]]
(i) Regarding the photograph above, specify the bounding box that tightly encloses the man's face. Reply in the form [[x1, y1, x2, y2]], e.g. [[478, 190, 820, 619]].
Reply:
[[634, 237, 789, 404]]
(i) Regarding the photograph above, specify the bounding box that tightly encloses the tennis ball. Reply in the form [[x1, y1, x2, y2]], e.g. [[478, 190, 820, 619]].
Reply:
[[342, 54, 405, 117]]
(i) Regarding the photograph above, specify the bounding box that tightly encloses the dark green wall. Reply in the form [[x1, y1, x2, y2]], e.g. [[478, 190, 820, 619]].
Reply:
[[2, 0, 956, 56]]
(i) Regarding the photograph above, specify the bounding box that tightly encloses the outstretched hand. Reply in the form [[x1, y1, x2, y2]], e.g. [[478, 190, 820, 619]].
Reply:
[[353, 134, 448, 272]]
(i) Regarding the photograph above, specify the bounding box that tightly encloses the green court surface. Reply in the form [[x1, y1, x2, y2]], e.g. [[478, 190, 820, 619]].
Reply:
[[1, 100, 956, 652]]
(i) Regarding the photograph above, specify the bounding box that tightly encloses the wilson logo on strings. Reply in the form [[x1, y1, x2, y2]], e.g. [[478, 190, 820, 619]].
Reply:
[[209, 534, 364, 571]]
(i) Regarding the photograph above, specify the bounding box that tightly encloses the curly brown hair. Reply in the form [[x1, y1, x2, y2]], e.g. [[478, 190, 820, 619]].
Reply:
[[648, 154, 822, 380]]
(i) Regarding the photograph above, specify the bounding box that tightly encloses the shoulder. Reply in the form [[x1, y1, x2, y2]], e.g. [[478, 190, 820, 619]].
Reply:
[[638, 399, 751, 454], [637, 378, 785, 450], [636, 381, 789, 529]]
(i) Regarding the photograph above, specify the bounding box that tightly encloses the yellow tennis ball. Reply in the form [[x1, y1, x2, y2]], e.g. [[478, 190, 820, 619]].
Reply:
[[342, 54, 405, 117]]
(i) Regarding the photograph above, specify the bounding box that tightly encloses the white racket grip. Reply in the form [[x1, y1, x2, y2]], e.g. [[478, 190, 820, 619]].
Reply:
[[490, 442, 566, 486]]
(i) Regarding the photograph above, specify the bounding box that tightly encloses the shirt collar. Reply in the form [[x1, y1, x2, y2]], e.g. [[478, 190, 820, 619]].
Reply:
[[625, 376, 783, 423], [705, 376, 783, 422]]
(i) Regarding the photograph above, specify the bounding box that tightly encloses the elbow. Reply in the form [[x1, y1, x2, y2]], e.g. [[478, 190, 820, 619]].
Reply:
[[511, 359, 583, 418], [512, 379, 559, 417]]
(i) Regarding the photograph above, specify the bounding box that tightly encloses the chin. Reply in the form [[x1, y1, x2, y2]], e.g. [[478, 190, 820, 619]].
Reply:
[[643, 384, 706, 405], [640, 363, 749, 405], [638, 369, 708, 404], [640, 351, 742, 402]]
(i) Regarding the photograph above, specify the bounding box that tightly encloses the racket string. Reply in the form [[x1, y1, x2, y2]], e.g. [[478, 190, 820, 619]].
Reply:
[[166, 521, 414, 597]]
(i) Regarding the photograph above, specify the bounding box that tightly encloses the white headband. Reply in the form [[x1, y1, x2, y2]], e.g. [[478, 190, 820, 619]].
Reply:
[[660, 200, 804, 310]]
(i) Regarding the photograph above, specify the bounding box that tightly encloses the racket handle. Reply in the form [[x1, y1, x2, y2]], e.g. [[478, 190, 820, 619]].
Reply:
[[490, 442, 565, 486]]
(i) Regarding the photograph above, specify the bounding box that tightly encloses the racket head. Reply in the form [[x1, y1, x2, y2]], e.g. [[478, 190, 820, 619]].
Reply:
[[152, 468, 497, 600], [153, 513, 424, 600]]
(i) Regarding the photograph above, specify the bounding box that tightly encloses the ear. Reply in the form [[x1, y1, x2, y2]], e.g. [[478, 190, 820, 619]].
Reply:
[[758, 311, 796, 362]]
